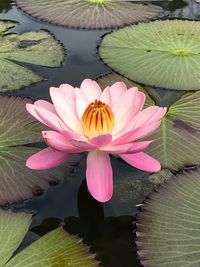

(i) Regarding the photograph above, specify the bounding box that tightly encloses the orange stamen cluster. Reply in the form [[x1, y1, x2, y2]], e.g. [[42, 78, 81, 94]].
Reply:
[[81, 100, 115, 139]]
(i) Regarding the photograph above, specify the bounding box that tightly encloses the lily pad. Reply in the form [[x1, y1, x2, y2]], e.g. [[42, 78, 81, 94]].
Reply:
[[0, 21, 64, 91], [99, 20, 200, 90], [0, 96, 80, 205], [137, 168, 200, 267], [97, 73, 200, 171], [0, 209, 99, 266], [15, 0, 162, 30], [146, 90, 200, 170]]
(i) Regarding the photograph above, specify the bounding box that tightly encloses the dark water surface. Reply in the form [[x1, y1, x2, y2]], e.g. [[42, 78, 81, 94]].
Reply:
[[0, 1, 198, 266]]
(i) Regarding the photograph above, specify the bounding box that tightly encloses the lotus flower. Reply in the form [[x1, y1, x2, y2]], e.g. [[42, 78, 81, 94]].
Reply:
[[26, 79, 166, 202]]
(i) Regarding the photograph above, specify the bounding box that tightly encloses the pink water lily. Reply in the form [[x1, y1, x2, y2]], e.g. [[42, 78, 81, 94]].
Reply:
[[26, 79, 166, 202]]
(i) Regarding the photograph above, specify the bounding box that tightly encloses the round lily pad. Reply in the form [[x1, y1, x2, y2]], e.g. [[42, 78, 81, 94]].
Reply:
[[137, 168, 200, 267], [0, 20, 64, 92], [99, 20, 200, 90], [15, 0, 162, 29]]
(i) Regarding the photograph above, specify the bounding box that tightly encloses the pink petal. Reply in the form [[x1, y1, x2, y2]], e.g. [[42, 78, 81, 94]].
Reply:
[[33, 105, 71, 135], [102, 141, 152, 154], [75, 88, 90, 119], [109, 82, 127, 107], [132, 92, 146, 116], [80, 79, 102, 102], [86, 151, 113, 202], [100, 143, 133, 154], [120, 152, 161, 172], [70, 139, 96, 151], [26, 103, 46, 125], [26, 147, 69, 170], [112, 87, 139, 135], [132, 106, 167, 129], [50, 86, 82, 133], [34, 100, 56, 113], [90, 134, 112, 147], [100, 86, 111, 106], [42, 131, 81, 153]]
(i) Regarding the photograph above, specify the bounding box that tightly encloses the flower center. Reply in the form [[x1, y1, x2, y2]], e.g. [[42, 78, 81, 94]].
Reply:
[[87, 0, 108, 4], [172, 48, 190, 56], [81, 100, 115, 139]]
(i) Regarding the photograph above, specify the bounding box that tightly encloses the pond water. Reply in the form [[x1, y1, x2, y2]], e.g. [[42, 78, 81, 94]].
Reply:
[[0, 0, 199, 266]]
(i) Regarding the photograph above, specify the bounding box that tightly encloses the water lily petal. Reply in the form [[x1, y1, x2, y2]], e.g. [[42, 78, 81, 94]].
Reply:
[[112, 87, 139, 135], [75, 88, 90, 119], [132, 106, 167, 129], [80, 79, 102, 102], [120, 152, 161, 172], [33, 105, 71, 136], [34, 100, 56, 113], [86, 151, 113, 202], [132, 91, 146, 116], [90, 134, 112, 147], [102, 140, 152, 154], [70, 139, 96, 151], [26, 147, 69, 170], [109, 82, 127, 106], [100, 86, 111, 106], [42, 131, 81, 153], [50, 86, 82, 133], [26, 103, 46, 125]]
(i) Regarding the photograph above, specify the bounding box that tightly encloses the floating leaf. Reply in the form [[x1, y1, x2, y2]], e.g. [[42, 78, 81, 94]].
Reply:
[[0, 209, 99, 266], [97, 74, 200, 171], [0, 21, 64, 91], [0, 209, 32, 266], [0, 96, 81, 205], [96, 73, 154, 107], [15, 0, 162, 29], [99, 20, 200, 90], [146, 91, 200, 170], [137, 168, 200, 267]]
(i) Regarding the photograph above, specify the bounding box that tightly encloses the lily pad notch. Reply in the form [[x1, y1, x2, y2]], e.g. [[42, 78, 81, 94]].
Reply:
[[0, 20, 64, 92]]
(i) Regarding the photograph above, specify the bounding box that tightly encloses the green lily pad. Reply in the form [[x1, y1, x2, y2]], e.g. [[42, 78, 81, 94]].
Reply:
[[146, 90, 200, 170], [137, 168, 200, 267], [97, 73, 200, 171], [99, 20, 200, 90], [0, 20, 64, 92], [0, 96, 80, 205], [0, 209, 99, 266], [15, 0, 162, 29]]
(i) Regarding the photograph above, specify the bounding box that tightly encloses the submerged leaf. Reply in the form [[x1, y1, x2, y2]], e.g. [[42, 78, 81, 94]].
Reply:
[[15, 0, 162, 29], [0, 209, 99, 266], [99, 20, 200, 90], [0, 21, 64, 91], [137, 168, 200, 267]]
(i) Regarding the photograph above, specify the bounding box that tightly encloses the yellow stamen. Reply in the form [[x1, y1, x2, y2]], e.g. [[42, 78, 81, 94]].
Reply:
[[81, 100, 115, 139]]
